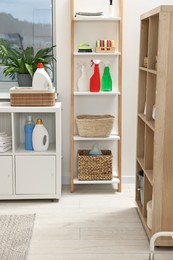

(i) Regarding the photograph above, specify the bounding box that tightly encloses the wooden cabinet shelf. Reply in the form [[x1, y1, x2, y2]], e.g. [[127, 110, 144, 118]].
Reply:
[[145, 170, 153, 186], [136, 5, 173, 246], [139, 67, 157, 75]]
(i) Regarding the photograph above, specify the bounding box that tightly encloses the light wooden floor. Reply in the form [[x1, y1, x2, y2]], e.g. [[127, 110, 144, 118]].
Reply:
[[0, 184, 173, 259]]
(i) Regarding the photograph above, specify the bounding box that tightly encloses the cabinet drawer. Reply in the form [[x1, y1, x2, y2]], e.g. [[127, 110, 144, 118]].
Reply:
[[0, 156, 13, 195], [15, 156, 56, 194]]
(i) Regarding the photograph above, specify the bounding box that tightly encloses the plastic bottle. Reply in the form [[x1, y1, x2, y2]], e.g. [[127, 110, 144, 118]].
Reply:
[[108, 0, 114, 18], [101, 62, 112, 91], [89, 144, 102, 156], [32, 118, 49, 151], [32, 118, 49, 152], [24, 115, 35, 150], [32, 63, 53, 90], [77, 65, 89, 92], [90, 60, 101, 92]]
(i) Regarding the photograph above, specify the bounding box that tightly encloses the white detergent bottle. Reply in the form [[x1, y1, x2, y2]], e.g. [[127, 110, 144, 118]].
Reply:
[[32, 63, 53, 90], [77, 64, 89, 92], [32, 118, 49, 151]]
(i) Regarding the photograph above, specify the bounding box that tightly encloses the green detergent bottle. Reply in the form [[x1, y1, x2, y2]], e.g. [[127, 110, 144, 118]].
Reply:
[[101, 62, 112, 91]]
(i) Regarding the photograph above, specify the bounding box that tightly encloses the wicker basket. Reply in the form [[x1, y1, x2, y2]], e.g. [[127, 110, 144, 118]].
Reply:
[[76, 115, 115, 137], [10, 87, 55, 106], [78, 150, 112, 180]]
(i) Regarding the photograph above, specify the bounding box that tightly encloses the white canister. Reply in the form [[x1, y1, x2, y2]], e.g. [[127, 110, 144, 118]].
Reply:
[[32, 119, 49, 151]]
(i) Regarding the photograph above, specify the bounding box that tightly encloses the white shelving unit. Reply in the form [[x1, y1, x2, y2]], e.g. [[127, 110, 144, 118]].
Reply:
[[70, 0, 123, 192], [0, 102, 62, 200]]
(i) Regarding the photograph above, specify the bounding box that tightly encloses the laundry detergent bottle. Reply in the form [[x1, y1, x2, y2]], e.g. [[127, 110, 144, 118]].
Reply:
[[32, 62, 53, 90], [90, 60, 101, 92], [101, 62, 112, 91], [24, 115, 35, 150], [32, 118, 49, 151]]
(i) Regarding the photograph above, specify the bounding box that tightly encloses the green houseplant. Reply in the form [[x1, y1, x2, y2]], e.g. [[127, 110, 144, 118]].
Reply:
[[0, 44, 56, 86]]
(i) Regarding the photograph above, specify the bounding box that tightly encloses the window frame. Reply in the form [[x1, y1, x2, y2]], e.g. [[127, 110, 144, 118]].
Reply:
[[0, 0, 56, 99]]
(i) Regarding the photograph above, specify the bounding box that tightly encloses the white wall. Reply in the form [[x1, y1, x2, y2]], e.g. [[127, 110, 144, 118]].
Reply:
[[56, 0, 173, 184], [122, 0, 173, 181]]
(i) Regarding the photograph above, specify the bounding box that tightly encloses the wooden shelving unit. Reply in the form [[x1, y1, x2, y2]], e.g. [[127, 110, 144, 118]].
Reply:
[[136, 5, 173, 246], [70, 0, 123, 192]]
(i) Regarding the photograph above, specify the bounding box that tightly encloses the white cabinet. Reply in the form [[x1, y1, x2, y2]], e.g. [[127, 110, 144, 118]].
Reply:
[[70, 0, 123, 192], [0, 156, 13, 195], [0, 102, 61, 200], [16, 156, 56, 194]]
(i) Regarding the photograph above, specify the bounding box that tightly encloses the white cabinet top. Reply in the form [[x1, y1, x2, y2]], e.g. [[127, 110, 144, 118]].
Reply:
[[0, 102, 61, 112]]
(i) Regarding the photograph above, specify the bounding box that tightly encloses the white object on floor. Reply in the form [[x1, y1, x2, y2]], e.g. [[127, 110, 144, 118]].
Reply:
[[149, 231, 173, 260]]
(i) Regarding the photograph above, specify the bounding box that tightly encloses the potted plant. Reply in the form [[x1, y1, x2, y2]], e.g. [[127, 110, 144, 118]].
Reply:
[[0, 44, 56, 86]]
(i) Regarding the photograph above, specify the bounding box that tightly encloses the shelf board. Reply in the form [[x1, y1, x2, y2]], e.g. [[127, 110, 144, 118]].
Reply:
[[137, 157, 145, 170], [74, 134, 120, 141], [138, 115, 155, 131], [74, 174, 120, 184], [138, 113, 146, 123], [145, 170, 153, 186], [139, 67, 157, 74], [14, 143, 56, 155], [0, 149, 12, 155], [74, 51, 121, 56], [74, 91, 120, 96], [136, 200, 152, 239], [74, 17, 121, 22], [146, 120, 155, 131], [136, 199, 143, 214]]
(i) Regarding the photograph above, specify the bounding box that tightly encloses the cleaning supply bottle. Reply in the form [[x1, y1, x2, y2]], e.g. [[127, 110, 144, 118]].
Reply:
[[90, 60, 101, 92], [32, 118, 49, 151], [32, 63, 53, 90], [108, 0, 114, 18], [101, 62, 112, 91], [77, 64, 89, 92], [89, 144, 102, 156], [24, 115, 35, 150]]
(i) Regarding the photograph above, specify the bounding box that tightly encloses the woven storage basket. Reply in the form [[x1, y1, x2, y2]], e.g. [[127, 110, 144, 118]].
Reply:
[[76, 115, 115, 137], [78, 150, 112, 180], [10, 87, 55, 106]]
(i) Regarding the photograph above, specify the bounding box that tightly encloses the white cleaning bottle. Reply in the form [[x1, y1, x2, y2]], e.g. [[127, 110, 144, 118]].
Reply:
[[32, 63, 53, 90], [108, 0, 115, 18], [77, 65, 89, 92], [32, 118, 49, 151]]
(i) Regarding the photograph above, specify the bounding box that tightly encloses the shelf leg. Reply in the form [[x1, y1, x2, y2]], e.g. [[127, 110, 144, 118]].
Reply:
[[149, 252, 154, 260]]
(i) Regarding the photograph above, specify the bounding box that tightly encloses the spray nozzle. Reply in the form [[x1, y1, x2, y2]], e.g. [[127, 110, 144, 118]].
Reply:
[[90, 59, 101, 67], [103, 60, 111, 66], [110, 0, 113, 5]]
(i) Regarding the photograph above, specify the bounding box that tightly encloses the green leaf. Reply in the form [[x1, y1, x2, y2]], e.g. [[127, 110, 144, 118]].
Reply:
[[0, 44, 56, 79]]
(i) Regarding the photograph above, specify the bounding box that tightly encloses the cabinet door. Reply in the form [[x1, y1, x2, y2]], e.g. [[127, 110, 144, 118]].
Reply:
[[15, 156, 55, 194], [0, 156, 13, 195]]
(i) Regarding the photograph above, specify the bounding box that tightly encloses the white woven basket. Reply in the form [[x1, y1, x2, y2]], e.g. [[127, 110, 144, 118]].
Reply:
[[76, 115, 115, 137]]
